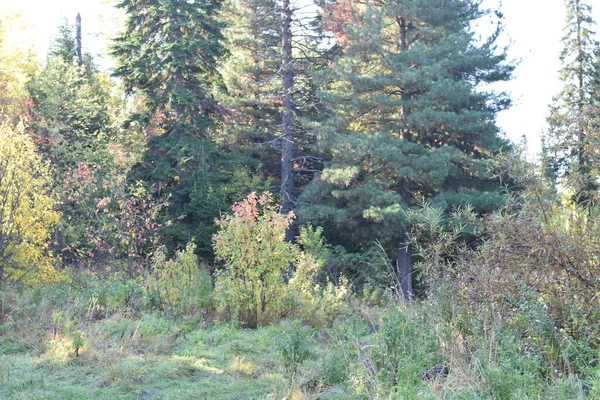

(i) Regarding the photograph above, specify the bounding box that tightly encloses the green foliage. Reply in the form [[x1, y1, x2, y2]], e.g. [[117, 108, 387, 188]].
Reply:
[[213, 192, 294, 326], [1, 275, 599, 399], [112, 0, 225, 136], [543, 0, 600, 197], [297, 224, 330, 277], [360, 284, 387, 307], [213, 192, 347, 327], [371, 309, 439, 396], [25, 24, 138, 269], [111, 0, 255, 257], [217, 0, 325, 214], [276, 320, 312, 378], [4, 1, 600, 398], [320, 348, 348, 386], [287, 245, 349, 326], [299, 0, 512, 265], [217, 0, 282, 176], [406, 150, 600, 385], [144, 243, 212, 314], [136, 140, 231, 258], [70, 329, 86, 357], [48, 19, 77, 63], [27, 56, 113, 175]]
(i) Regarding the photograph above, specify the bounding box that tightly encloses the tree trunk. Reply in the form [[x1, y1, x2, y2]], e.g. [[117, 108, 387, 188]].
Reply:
[[76, 13, 83, 68], [397, 16, 407, 53], [396, 16, 412, 297], [169, 4, 185, 137], [397, 230, 412, 299], [281, 0, 295, 242]]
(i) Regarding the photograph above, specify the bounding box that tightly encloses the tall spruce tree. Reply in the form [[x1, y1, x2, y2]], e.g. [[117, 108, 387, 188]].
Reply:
[[217, 0, 282, 179], [298, 0, 513, 296], [218, 0, 326, 242], [543, 0, 600, 202], [281, 0, 296, 241], [112, 0, 228, 255], [112, 0, 224, 136]]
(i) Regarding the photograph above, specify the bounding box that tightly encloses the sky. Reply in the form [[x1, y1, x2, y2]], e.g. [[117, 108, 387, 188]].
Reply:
[[4, 0, 600, 157]]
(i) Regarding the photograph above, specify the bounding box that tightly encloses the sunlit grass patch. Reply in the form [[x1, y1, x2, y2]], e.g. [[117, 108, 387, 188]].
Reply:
[[229, 353, 256, 376], [45, 334, 75, 360]]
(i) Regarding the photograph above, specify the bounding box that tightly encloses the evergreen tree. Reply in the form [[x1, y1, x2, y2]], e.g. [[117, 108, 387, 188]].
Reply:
[[112, 0, 224, 136], [298, 0, 513, 296], [48, 20, 77, 64], [217, 0, 282, 179], [543, 0, 600, 202], [218, 0, 326, 242], [112, 0, 229, 255]]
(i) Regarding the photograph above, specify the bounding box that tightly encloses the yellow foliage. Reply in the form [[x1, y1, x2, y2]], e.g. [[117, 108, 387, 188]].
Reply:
[[288, 251, 349, 326], [0, 7, 38, 120], [0, 122, 61, 285], [229, 354, 255, 376], [145, 243, 212, 312]]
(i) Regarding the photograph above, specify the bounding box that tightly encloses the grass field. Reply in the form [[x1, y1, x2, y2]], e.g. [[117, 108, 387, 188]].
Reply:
[[1, 280, 596, 400], [0, 298, 377, 400], [0, 316, 316, 399]]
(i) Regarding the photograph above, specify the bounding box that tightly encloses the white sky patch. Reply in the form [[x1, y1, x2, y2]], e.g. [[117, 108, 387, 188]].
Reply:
[[485, 0, 589, 157], [4, 0, 124, 69]]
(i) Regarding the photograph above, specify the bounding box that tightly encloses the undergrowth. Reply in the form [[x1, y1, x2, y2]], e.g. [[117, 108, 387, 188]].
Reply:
[[1, 272, 599, 399]]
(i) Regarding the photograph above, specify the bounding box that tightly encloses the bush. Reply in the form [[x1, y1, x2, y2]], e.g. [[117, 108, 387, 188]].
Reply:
[[406, 150, 600, 383], [144, 243, 212, 314], [276, 320, 313, 379], [213, 192, 347, 327], [0, 122, 61, 286]]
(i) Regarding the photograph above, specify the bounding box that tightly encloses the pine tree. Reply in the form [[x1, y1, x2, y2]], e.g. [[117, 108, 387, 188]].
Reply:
[[543, 0, 600, 202], [298, 0, 513, 296], [112, 0, 229, 255]]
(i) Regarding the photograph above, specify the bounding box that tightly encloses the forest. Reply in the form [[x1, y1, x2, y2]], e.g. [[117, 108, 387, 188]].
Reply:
[[0, 0, 600, 398]]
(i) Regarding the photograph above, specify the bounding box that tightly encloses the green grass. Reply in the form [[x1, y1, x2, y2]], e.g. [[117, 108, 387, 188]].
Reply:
[[0, 318, 305, 399], [1, 280, 597, 400]]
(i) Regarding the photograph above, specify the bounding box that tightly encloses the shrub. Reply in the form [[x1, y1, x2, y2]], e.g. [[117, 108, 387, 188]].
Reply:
[[213, 192, 347, 327], [407, 150, 600, 380], [320, 349, 348, 386], [213, 192, 293, 327], [144, 243, 212, 314], [70, 329, 86, 357], [0, 122, 61, 286], [276, 320, 313, 380]]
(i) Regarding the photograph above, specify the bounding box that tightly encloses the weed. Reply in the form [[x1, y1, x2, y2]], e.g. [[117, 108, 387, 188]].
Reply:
[[276, 320, 313, 380]]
